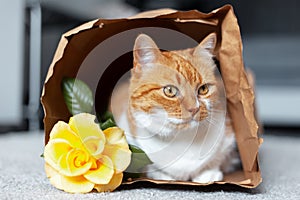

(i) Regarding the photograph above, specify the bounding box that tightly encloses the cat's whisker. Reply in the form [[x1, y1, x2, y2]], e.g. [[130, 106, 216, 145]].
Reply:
[[207, 112, 226, 119], [209, 100, 226, 106], [199, 121, 211, 128], [205, 117, 221, 127], [205, 120, 218, 127], [210, 109, 226, 114]]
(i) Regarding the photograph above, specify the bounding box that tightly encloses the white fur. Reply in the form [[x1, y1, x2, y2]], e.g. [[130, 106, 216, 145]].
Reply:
[[118, 106, 235, 183]]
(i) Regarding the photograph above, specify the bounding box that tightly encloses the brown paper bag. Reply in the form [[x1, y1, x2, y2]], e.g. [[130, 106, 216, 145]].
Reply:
[[41, 5, 262, 188]]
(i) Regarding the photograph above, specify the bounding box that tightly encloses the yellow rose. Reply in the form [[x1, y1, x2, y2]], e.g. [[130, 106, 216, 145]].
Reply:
[[44, 113, 131, 193]]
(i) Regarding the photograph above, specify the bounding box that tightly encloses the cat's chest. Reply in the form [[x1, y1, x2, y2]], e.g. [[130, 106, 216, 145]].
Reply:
[[134, 125, 220, 161], [119, 111, 225, 169]]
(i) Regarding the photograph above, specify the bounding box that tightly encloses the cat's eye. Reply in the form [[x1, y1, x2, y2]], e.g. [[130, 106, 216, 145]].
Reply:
[[198, 84, 209, 95], [163, 85, 178, 98]]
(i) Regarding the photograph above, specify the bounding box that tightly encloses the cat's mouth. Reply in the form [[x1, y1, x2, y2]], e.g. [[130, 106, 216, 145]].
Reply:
[[168, 113, 207, 127], [167, 117, 201, 131], [168, 117, 194, 125]]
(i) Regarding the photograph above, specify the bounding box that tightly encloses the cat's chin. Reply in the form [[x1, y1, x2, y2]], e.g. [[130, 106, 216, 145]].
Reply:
[[152, 120, 200, 139]]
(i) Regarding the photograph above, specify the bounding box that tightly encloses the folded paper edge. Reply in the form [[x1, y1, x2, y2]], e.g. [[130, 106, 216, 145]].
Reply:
[[121, 176, 261, 189]]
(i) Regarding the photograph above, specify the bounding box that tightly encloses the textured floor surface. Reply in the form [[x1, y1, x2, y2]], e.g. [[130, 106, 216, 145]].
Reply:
[[0, 131, 300, 200]]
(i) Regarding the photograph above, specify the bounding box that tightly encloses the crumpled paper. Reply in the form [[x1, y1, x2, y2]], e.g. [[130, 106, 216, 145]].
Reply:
[[41, 5, 262, 188]]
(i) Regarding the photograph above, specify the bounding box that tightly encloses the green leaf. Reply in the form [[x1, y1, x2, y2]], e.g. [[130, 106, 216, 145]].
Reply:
[[126, 144, 153, 174], [123, 172, 142, 181], [102, 111, 115, 122], [123, 144, 153, 180], [100, 118, 116, 130], [62, 78, 94, 115], [98, 111, 117, 130], [40, 153, 44, 158]]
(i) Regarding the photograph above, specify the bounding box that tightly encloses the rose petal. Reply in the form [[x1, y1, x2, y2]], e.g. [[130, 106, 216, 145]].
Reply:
[[45, 163, 64, 190], [60, 175, 94, 193], [46, 163, 94, 193], [82, 136, 105, 159], [103, 127, 128, 147], [58, 148, 93, 177], [90, 158, 97, 169], [44, 138, 72, 170], [69, 113, 105, 143], [49, 121, 82, 148], [94, 172, 123, 192], [84, 155, 114, 185], [103, 144, 131, 173]]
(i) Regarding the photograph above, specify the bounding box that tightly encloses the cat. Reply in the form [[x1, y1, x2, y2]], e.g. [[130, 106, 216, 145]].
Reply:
[[110, 33, 236, 183]]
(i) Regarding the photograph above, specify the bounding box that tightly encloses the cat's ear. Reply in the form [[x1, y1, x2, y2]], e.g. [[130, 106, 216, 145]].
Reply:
[[193, 33, 217, 56], [133, 34, 161, 65]]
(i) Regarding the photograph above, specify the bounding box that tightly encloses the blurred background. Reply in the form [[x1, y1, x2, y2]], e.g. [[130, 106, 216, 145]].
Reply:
[[0, 0, 299, 134]]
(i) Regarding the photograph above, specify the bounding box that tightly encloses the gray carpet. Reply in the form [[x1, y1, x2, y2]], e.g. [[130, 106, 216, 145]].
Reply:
[[0, 131, 299, 200]]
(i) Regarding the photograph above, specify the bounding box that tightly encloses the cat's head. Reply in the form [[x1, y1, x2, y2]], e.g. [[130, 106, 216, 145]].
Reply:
[[129, 33, 223, 137]]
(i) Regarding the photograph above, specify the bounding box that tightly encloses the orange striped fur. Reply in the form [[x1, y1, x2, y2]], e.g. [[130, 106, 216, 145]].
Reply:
[[128, 34, 220, 128]]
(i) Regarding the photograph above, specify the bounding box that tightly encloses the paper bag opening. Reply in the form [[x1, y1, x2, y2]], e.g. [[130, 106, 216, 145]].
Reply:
[[41, 5, 262, 188]]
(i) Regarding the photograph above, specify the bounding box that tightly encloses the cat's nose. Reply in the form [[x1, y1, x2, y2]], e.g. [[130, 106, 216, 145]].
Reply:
[[188, 107, 199, 116]]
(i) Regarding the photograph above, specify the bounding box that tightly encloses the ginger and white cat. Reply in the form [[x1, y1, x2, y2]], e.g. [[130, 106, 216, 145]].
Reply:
[[111, 33, 236, 183]]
